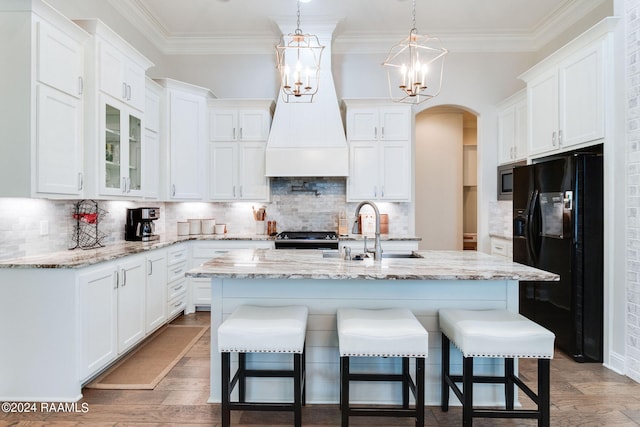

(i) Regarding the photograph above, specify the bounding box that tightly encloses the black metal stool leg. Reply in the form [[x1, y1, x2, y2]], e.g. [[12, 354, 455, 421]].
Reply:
[[302, 345, 307, 405], [463, 356, 474, 427], [416, 357, 425, 427], [294, 353, 302, 427], [505, 358, 515, 410], [238, 352, 246, 403], [221, 352, 231, 427], [441, 334, 450, 411], [402, 357, 410, 409], [341, 356, 350, 427], [539, 358, 551, 427]]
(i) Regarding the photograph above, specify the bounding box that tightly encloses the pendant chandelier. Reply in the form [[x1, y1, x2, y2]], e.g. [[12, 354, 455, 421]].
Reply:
[[275, 0, 325, 103], [383, 0, 448, 104]]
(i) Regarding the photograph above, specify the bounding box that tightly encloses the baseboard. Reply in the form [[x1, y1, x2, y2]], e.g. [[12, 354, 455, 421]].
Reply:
[[604, 350, 625, 375]]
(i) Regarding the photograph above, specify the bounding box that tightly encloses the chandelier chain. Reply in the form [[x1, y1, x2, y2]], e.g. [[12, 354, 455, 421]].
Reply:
[[411, 0, 417, 32], [295, 0, 302, 35]]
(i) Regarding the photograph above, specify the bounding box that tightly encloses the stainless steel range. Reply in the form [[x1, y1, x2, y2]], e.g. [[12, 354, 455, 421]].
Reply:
[[274, 231, 339, 250]]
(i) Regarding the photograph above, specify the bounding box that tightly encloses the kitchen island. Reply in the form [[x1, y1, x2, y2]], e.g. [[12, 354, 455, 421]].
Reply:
[[186, 248, 558, 406]]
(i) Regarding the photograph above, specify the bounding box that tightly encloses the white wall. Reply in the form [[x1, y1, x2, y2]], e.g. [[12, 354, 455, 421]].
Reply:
[[415, 112, 464, 250]]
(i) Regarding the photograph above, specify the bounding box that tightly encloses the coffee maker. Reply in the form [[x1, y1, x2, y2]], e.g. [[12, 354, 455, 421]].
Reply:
[[125, 207, 160, 242]]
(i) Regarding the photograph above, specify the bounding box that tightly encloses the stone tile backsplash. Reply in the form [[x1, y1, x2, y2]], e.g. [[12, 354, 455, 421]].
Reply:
[[488, 200, 512, 238], [0, 178, 411, 260]]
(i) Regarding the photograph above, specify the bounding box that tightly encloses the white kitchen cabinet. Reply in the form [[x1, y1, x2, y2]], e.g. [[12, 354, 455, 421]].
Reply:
[[209, 142, 269, 201], [75, 20, 149, 112], [143, 77, 162, 199], [116, 256, 146, 353], [100, 96, 144, 196], [78, 264, 118, 381], [490, 236, 513, 259], [346, 105, 410, 141], [186, 240, 274, 313], [344, 100, 412, 202], [157, 78, 212, 200], [208, 99, 272, 201], [78, 253, 146, 380], [210, 108, 271, 142], [520, 19, 613, 158], [167, 244, 189, 319], [497, 89, 527, 164], [75, 19, 153, 199], [145, 250, 167, 334], [0, 2, 88, 198]]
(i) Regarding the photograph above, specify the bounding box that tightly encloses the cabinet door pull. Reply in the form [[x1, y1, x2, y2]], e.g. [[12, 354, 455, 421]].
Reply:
[[239, 185, 243, 198], [114, 270, 118, 289], [374, 186, 377, 198], [122, 82, 127, 100], [381, 127, 385, 139], [148, 260, 153, 276], [239, 127, 243, 140], [374, 127, 377, 139], [122, 178, 127, 193], [552, 131, 557, 146], [172, 184, 176, 197], [558, 129, 563, 147], [77, 172, 83, 191], [78, 76, 83, 95], [233, 128, 236, 140], [233, 186, 236, 197], [381, 186, 385, 198], [127, 84, 132, 101], [122, 269, 127, 287]]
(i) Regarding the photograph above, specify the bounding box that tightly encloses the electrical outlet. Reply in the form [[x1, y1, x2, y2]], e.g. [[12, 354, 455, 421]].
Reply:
[[39, 220, 49, 236]]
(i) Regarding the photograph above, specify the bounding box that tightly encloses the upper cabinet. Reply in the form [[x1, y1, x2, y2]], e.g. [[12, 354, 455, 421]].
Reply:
[[75, 19, 154, 198], [343, 100, 412, 202], [0, 1, 88, 198], [209, 99, 273, 201], [497, 89, 527, 165], [520, 18, 615, 158], [143, 78, 162, 200], [156, 78, 213, 201]]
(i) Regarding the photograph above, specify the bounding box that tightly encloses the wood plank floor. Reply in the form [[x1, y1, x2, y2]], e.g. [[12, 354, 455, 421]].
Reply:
[[2, 311, 640, 426]]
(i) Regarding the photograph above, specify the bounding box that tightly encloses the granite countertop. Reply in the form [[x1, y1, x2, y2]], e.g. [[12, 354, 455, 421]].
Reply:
[[186, 249, 559, 281], [0, 233, 422, 269], [339, 234, 421, 241], [0, 234, 272, 269]]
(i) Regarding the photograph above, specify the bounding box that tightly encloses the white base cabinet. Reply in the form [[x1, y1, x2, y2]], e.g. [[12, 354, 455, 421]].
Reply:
[[145, 250, 168, 334], [186, 240, 274, 313]]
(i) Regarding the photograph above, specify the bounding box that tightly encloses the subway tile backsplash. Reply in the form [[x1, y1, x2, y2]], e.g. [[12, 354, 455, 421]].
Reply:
[[0, 178, 411, 260]]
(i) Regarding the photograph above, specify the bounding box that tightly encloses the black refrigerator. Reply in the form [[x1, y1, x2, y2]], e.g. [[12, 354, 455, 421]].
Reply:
[[513, 148, 603, 362]]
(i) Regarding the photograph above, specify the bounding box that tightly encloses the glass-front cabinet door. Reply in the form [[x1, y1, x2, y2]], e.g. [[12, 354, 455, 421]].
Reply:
[[101, 97, 143, 196]]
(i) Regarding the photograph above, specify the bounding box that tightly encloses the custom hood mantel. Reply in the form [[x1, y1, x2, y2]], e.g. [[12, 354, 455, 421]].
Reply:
[[265, 22, 348, 177]]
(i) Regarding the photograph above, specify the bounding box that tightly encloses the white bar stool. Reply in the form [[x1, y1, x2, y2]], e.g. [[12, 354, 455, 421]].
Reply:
[[337, 308, 429, 427], [439, 308, 555, 427], [218, 305, 308, 427]]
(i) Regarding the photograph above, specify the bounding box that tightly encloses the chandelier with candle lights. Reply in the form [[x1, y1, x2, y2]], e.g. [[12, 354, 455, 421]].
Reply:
[[383, 0, 448, 104], [275, 0, 324, 103]]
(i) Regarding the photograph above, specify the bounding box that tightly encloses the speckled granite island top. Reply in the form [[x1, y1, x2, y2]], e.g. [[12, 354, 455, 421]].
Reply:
[[186, 249, 558, 281]]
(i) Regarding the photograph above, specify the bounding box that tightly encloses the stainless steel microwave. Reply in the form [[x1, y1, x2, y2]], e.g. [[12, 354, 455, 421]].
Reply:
[[497, 161, 526, 200]]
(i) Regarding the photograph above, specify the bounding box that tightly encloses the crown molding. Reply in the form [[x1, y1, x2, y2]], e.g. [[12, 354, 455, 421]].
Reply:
[[107, 0, 610, 55]]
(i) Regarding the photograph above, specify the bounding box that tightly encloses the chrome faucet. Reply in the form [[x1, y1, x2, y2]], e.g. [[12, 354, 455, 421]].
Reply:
[[353, 201, 383, 261]]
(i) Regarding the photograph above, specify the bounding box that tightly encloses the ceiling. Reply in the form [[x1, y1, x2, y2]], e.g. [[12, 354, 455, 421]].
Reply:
[[107, 0, 608, 55]]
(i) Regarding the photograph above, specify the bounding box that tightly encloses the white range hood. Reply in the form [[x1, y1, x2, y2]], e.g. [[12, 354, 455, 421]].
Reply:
[[265, 23, 348, 177]]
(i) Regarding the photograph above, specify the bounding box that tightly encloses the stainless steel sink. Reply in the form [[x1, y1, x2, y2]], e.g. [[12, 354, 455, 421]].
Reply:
[[322, 252, 422, 259]]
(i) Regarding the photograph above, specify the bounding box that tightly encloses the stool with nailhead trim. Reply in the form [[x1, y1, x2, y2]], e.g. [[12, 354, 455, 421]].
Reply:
[[337, 307, 429, 427], [217, 305, 308, 427], [439, 308, 555, 427]]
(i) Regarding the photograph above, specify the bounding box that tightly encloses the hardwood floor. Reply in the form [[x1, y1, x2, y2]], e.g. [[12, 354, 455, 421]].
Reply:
[[2, 311, 640, 426]]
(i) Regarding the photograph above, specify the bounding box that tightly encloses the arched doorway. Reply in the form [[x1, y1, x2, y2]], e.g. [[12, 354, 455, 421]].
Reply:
[[415, 106, 477, 250]]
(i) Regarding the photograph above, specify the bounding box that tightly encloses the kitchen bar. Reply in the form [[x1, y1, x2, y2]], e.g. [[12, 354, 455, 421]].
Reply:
[[186, 248, 558, 406]]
